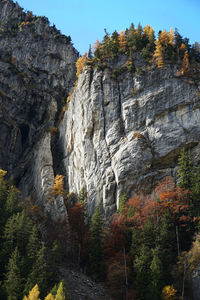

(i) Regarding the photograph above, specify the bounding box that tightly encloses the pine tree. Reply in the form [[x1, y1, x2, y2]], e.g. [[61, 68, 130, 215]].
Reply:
[[4, 247, 22, 300], [26, 225, 40, 262], [24, 245, 49, 298], [118, 192, 128, 215], [149, 249, 163, 299], [111, 30, 119, 56], [0, 169, 8, 230], [134, 245, 152, 299], [88, 44, 92, 59], [177, 148, 191, 189], [78, 187, 86, 204], [102, 29, 113, 58], [3, 211, 33, 258], [47, 241, 60, 287], [89, 207, 104, 279]]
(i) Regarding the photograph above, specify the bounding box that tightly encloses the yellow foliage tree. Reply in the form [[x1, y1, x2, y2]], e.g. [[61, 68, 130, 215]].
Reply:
[[23, 284, 40, 300], [52, 175, 65, 197], [153, 40, 164, 68], [55, 282, 65, 300], [169, 28, 174, 46], [194, 41, 200, 53], [118, 30, 126, 52], [159, 30, 170, 47], [179, 43, 186, 52], [0, 169, 7, 180], [76, 52, 87, 77], [143, 25, 155, 42], [186, 233, 200, 271], [181, 50, 190, 74], [44, 293, 55, 300], [161, 285, 177, 300]]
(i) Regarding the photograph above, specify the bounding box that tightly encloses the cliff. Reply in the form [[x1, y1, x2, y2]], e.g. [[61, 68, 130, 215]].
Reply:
[[0, 0, 78, 216], [59, 54, 200, 217], [0, 1, 200, 220]]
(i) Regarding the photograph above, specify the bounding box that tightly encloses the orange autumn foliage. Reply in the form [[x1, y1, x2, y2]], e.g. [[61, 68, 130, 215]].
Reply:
[[104, 214, 127, 262], [122, 177, 191, 228], [68, 202, 85, 243], [155, 176, 190, 215]]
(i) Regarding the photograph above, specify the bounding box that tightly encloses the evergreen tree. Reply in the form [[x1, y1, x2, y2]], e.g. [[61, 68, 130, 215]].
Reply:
[[5, 184, 21, 217], [24, 245, 49, 298], [111, 30, 119, 56], [3, 211, 33, 259], [177, 148, 191, 189], [47, 241, 61, 287], [89, 207, 104, 279], [78, 187, 86, 204], [0, 170, 8, 232], [118, 192, 128, 215], [148, 249, 163, 300], [190, 166, 200, 216], [134, 245, 152, 300], [88, 44, 92, 59], [26, 225, 40, 263], [4, 248, 22, 300]]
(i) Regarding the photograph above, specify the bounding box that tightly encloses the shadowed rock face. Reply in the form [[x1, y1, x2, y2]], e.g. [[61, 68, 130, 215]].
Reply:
[[59, 55, 200, 217], [0, 0, 78, 216]]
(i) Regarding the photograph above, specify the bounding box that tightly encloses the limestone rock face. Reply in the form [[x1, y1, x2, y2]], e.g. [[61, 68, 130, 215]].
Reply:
[[1, 0, 200, 221], [33, 132, 67, 220], [59, 56, 200, 217], [0, 0, 78, 216]]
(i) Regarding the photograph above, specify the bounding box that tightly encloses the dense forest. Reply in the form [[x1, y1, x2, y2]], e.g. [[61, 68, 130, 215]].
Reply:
[[1, 148, 200, 299], [0, 170, 69, 299]]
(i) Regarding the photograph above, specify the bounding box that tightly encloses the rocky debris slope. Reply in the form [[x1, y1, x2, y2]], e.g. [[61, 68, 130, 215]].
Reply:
[[59, 54, 200, 217], [60, 267, 111, 300], [0, 0, 78, 216]]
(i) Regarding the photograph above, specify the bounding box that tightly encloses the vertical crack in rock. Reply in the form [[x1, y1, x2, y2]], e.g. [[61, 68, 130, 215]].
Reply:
[[100, 73, 117, 215], [117, 80, 125, 136]]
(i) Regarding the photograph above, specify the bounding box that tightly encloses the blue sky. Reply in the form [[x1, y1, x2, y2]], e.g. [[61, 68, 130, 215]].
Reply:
[[15, 0, 200, 55]]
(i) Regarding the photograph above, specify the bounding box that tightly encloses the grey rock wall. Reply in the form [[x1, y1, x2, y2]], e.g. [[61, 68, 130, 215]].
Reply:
[[0, 0, 78, 217], [59, 57, 200, 217]]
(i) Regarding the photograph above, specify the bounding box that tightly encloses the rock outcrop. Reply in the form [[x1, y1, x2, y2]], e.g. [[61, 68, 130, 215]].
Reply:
[[59, 55, 200, 217], [0, 0, 78, 216]]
